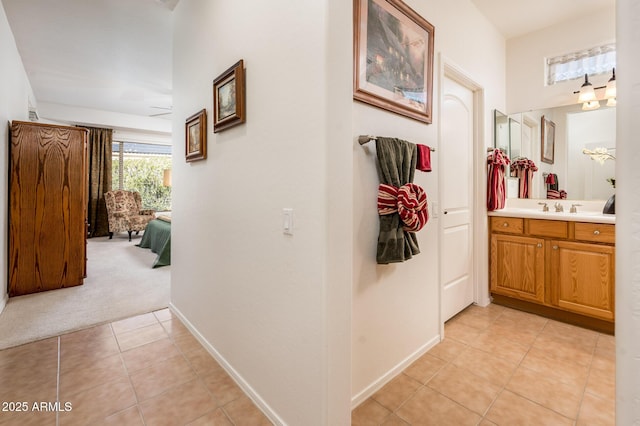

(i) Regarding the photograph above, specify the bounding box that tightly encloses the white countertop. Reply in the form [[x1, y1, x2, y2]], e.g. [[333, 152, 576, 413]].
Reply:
[[488, 199, 615, 224], [488, 207, 615, 224]]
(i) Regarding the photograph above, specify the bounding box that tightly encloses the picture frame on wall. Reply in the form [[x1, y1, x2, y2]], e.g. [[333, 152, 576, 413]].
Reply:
[[185, 108, 207, 162], [353, 0, 435, 124], [541, 115, 555, 164], [213, 59, 246, 133]]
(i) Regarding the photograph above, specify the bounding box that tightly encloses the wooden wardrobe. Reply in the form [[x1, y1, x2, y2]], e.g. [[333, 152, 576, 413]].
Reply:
[[9, 121, 88, 297]]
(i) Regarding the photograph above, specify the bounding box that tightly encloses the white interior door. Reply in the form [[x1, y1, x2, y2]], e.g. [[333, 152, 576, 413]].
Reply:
[[441, 75, 475, 322]]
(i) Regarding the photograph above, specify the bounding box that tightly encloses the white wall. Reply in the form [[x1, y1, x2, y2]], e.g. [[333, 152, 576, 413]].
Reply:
[[171, 0, 351, 424], [615, 0, 640, 422], [0, 1, 34, 314], [352, 0, 506, 404], [507, 6, 616, 113]]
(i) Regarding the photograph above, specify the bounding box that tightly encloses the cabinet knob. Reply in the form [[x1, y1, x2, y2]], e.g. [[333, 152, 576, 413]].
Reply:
[[593, 230, 600, 235], [503, 222, 508, 227], [552, 245, 559, 250], [537, 243, 542, 248]]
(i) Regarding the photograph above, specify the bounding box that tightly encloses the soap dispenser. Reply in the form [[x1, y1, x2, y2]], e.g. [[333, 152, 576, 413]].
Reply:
[[603, 194, 615, 214]]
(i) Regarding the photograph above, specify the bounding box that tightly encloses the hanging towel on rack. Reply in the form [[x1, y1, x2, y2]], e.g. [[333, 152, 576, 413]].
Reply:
[[375, 137, 421, 264], [545, 173, 558, 191], [378, 183, 428, 232], [512, 158, 538, 198], [487, 149, 510, 211], [416, 144, 432, 172], [487, 149, 510, 210], [547, 188, 567, 199]]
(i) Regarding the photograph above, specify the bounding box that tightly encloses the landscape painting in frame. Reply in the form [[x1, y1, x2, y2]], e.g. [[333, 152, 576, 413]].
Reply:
[[354, 0, 434, 123], [213, 59, 246, 133], [185, 108, 207, 162]]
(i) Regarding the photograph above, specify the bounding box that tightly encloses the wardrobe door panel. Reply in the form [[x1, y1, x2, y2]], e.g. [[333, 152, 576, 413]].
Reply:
[[9, 122, 87, 296]]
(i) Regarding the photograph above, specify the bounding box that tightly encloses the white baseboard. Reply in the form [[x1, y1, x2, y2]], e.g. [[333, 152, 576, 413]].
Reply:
[[351, 334, 441, 409], [169, 303, 286, 426]]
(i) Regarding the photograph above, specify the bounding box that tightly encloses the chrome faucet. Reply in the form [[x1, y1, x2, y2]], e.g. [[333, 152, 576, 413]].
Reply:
[[554, 202, 564, 212], [538, 202, 549, 212], [570, 204, 582, 213]]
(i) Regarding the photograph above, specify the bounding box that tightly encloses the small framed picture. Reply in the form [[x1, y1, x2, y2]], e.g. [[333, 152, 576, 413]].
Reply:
[[541, 115, 555, 164], [185, 108, 207, 162], [213, 59, 246, 133]]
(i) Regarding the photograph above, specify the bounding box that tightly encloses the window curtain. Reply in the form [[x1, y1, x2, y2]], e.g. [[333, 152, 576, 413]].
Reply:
[[547, 43, 616, 85], [375, 137, 420, 264], [86, 126, 113, 237]]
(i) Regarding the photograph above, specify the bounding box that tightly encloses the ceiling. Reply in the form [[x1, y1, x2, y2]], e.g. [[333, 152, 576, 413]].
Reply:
[[2, 0, 175, 119], [471, 0, 615, 40], [3, 0, 614, 121]]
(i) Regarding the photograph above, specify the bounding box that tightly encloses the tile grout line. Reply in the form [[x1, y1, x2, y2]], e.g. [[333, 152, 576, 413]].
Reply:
[[132, 314, 236, 425], [573, 333, 601, 425], [113, 320, 148, 426], [168, 320, 239, 425]]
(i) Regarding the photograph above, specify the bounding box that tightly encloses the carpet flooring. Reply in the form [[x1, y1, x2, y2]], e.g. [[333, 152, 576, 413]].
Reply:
[[0, 234, 170, 349]]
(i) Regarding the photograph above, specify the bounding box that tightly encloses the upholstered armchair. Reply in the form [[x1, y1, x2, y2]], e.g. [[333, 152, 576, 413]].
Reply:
[[104, 190, 155, 241]]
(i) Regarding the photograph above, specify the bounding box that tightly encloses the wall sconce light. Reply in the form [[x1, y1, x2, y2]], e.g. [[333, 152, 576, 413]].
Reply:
[[575, 69, 616, 109], [578, 74, 596, 102], [605, 68, 616, 106], [582, 100, 601, 111]]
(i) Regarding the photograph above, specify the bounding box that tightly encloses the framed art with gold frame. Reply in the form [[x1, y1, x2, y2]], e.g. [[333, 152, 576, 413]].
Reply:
[[353, 0, 435, 124], [185, 108, 207, 162], [213, 59, 246, 133]]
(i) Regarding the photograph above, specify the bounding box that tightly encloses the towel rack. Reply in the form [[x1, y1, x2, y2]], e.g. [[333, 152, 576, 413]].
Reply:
[[358, 135, 435, 151]]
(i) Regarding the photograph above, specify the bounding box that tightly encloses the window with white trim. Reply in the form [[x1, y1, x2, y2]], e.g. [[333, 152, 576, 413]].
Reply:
[[546, 43, 616, 86]]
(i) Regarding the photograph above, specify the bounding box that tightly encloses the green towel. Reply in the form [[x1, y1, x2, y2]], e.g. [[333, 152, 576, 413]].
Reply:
[[375, 137, 420, 264]]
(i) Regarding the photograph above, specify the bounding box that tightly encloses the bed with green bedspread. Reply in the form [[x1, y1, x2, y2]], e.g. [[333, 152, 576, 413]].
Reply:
[[137, 218, 171, 268]]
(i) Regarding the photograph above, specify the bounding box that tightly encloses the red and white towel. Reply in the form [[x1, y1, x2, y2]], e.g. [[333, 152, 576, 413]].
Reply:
[[487, 149, 510, 211], [378, 183, 429, 232], [511, 158, 538, 199]]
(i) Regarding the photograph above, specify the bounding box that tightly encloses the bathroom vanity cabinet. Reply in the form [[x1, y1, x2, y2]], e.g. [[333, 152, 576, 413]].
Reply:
[[490, 216, 615, 333]]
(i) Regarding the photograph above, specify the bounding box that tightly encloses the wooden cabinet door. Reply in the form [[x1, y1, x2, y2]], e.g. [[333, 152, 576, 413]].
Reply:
[[549, 240, 615, 321], [490, 234, 545, 303]]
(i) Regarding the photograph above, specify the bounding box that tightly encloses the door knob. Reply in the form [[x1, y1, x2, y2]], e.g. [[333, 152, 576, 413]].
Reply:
[[593, 230, 600, 235], [552, 245, 559, 250], [537, 243, 542, 248]]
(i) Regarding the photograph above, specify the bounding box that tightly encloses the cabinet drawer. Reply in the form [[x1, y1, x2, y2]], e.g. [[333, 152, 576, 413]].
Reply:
[[575, 223, 615, 244], [491, 217, 523, 234], [528, 219, 568, 238]]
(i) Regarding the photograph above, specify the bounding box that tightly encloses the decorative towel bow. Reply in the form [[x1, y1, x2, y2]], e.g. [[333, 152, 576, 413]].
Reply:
[[377, 183, 429, 232]]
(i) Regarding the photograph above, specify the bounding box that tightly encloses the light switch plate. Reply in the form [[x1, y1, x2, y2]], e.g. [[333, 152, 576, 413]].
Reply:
[[283, 208, 293, 235]]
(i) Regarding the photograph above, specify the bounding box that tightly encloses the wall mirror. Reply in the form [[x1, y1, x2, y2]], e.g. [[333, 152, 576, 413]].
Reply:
[[494, 110, 508, 152], [494, 105, 615, 201]]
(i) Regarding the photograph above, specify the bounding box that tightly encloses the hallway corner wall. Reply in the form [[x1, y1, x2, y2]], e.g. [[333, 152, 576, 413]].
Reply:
[[351, 0, 507, 404], [171, 0, 353, 424]]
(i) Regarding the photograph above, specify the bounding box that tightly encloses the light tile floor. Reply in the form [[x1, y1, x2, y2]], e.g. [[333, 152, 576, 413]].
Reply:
[[352, 304, 615, 426], [0, 309, 271, 426]]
